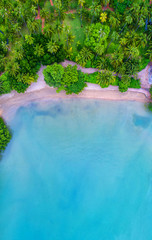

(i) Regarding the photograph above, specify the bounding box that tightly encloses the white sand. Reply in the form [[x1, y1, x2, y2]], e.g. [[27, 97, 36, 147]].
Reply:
[[0, 63, 151, 120]]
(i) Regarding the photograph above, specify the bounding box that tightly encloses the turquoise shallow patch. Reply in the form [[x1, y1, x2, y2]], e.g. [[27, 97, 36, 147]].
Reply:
[[0, 99, 152, 240]]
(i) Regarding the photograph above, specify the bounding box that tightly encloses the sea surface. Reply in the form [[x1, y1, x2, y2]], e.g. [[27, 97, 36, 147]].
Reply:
[[0, 99, 152, 240]]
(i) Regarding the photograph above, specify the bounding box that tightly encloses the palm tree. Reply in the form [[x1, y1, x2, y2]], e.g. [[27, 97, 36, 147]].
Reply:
[[125, 15, 133, 25], [13, 23, 21, 37], [43, 24, 55, 39], [6, 60, 20, 77], [126, 46, 140, 60], [110, 52, 124, 71], [27, 20, 40, 34], [78, 0, 85, 27], [54, 0, 65, 24], [1, 41, 8, 52], [103, 0, 110, 7], [47, 40, 59, 54], [40, 8, 49, 21], [109, 13, 120, 29], [12, 49, 24, 61], [97, 70, 116, 88], [100, 12, 107, 23], [136, 33, 147, 48], [95, 43, 105, 56], [64, 26, 75, 49], [111, 31, 119, 41], [146, 44, 152, 61], [34, 44, 44, 57], [90, 1, 100, 23], [19, 73, 35, 85], [31, 4, 38, 17], [119, 37, 127, 47], [76, 47, 93, 66], [55, 21, 63, 41], [25, 35, 34, 45]]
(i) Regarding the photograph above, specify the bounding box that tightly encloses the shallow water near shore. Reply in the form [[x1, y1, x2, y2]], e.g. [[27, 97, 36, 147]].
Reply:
[[0, 99, 152, 240]]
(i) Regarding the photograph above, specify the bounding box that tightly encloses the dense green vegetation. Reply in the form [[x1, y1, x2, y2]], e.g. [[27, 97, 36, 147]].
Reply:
[[43, 63, 141, 93], [0, 117, 12, 156], [43, 63, 87, 94], [0, 0, 151, 95]]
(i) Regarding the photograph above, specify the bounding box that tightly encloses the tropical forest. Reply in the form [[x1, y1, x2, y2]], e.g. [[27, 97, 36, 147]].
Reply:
[[0, 0, 152, 152]]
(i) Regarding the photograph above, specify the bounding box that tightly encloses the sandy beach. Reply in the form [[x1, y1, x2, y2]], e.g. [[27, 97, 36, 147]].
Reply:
[[0, 63, 151, 119]]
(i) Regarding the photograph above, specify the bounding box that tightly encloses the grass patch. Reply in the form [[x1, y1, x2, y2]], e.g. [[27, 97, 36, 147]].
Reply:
[[63, 14, 88, 52]]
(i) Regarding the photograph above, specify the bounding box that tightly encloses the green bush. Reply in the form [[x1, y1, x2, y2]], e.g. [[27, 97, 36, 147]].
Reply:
[[3, 34, 65, 94], [84, 72, 98, 84], [113, 0, 133, 14], [62, 65, 78, 87], [119, 75, 131, 92], [85, 23, 110, 55], [66, 71, 87, 94], [43, 63, 87, 94], [0, 72, 11, 95], [146, 102, 152, 112], [38, 0, 45, 8], [111, 75, 120, 86], [43, 63, 65, 88], [139, 58, 150, 71], [0, 117, 12, 155], [107, 43, 119, 54], [149, 86, 152, 99], [129, 77, 141, 89]]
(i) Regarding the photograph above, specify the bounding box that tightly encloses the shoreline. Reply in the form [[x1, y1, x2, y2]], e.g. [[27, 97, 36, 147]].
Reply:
[[0, 64, 151, 120], [0, 85, 149, 120]]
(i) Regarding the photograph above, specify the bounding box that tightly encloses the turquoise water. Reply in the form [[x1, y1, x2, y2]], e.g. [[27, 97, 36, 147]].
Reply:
[[1, 99, 152, 240]]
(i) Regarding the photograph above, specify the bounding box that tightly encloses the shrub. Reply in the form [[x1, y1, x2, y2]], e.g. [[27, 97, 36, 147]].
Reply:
[[149, 86, 152, 99], [43, 64, 87, 94], [119, 75, 131, 92], [139, 58, 150, 71], [43, 63, 65, 88], [85, 23, 110, 55], [0, 72, 11, 95], [0, 117, 12, 155], [113, 0, 133, 14], [146, 102, 152, 112], [84, 72, 98, 84], [66, 71, 87, 94], [111, 75, 120, 86], [62, 65, 78, 87], [107, 42, 119, 54], [129, 77, 141, 89], [41, 54, 56, 65]]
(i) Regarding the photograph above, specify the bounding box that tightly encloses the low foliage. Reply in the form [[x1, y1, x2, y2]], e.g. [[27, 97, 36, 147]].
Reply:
[[146, 103, 152, 112], [85, 23, 110, 55], [119, 75, 131, 92], [129, 77, 141, 89], [66, 70, 87, 94], [0, 72, 11, 95], [62, 65, 78, 87], [43, 64, 86, 94], [113, 0, 133, 14], [43, 63, 65, 88], [0, 117, 12, 155], [149, 86, 152, 99]]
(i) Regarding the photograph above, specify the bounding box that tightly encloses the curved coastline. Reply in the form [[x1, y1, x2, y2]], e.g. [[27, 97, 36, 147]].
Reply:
[[0, 62, 151, 120]]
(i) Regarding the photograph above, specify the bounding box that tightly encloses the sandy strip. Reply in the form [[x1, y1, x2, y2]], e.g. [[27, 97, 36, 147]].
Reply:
[[0, 85, 150, 119], [0, 64, 150, 120]]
